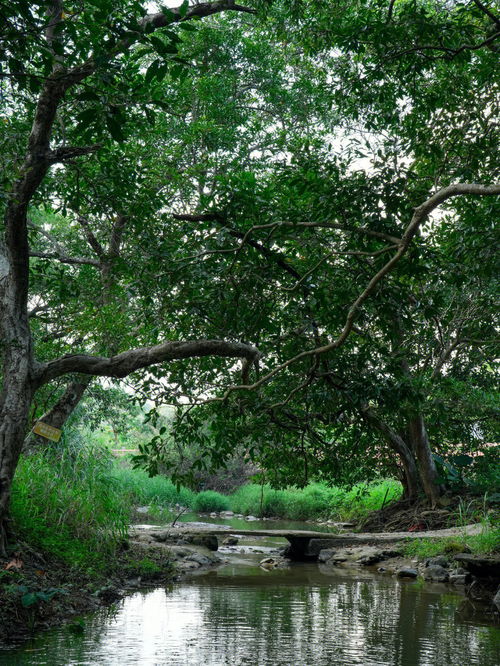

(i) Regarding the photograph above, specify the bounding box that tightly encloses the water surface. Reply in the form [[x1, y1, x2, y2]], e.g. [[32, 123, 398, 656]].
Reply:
[[2, 554, 499, 666]]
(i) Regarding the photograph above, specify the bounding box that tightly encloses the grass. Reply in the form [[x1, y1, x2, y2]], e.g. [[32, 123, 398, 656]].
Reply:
[[110, 466, 402, 522], [10, 440, 129, 571], [112, 465, 196, 509], [229, 479, 402, 521], [193, 490, 230, 513], [402, 524, 500, 559]]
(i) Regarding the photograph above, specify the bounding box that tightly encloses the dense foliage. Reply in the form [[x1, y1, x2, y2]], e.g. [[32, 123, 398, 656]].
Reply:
[[0, 2, 499, 552]]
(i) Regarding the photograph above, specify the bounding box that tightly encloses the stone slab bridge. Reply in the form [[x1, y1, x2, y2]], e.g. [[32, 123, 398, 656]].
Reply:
[[140, 524, 482, 561]]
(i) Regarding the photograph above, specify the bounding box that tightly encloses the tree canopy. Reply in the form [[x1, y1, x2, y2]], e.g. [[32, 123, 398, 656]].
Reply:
[[0, 1, 499, 553]]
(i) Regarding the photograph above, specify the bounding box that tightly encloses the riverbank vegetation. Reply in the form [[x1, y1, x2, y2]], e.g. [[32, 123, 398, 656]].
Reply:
[[10, 442, 499, 548]]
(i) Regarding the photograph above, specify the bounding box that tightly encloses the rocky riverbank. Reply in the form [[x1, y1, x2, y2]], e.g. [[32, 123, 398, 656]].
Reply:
[[2, 522, 498, 647], [132, 522, 500, 613], [316, 544, 500, 612]]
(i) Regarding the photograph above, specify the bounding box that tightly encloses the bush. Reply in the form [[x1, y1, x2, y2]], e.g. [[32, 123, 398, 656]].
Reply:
[[229, 480, 402, 521], [193, 490, 230, 513]]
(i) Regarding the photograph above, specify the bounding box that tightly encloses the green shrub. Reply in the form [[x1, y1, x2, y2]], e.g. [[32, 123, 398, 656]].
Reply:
[[229, 480, 402, 521], [193, 490, 230, 513]]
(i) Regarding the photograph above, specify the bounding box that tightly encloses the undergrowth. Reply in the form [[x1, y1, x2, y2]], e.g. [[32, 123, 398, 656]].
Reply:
[[112, 465, 196, 509], [229, 479, 402, 521], [10, 440, 129, 571], [110, 466, 403, 522]]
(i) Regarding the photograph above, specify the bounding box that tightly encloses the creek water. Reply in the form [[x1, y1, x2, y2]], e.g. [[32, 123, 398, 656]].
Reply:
[[1, 519, 499, 666]]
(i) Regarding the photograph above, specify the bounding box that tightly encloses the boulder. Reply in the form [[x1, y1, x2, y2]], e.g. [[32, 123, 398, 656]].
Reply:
[[186, 552, 212, 566], [449, 574, 468, 586], [245, 515, 259, 521], [453, 554, 500, 578], [424, 565, 449, 583], [397, 568, 418, 579], [150, 530, 170, 543], [259, 557, 288, 570], [425, 556, 448, 568], [220, 511, 234, 518], [306, 539, 343, 558], [222, 536, 239, 546], [356, 547, 400, 566], [493, 587, 500, 612], [329, 553, 349, 563], [318, 549, 335, 563], [177, 560, 201, 571]]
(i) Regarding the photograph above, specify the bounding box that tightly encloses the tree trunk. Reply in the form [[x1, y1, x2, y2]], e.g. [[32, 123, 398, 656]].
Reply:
[[362, 407, 420, 500], [0, 371, 33, 556], [24, 378, 92, 453], [408, 414, 442, 506]]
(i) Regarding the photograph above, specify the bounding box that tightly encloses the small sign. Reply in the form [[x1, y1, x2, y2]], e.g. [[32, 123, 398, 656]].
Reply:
[[32, 422, 62, 442]]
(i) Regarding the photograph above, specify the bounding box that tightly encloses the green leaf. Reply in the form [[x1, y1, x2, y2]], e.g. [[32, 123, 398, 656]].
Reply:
[[21, 592, 38, 608], [106, 114, 125, 142]]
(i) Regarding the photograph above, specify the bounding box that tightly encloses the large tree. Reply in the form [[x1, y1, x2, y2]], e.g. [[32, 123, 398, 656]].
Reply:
[[0, 0, 263, 555], [1, 0, 499, 556]]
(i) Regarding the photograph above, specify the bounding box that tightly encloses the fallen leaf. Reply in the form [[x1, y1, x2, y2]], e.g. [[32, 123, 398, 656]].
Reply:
[[5, 557, 23, 570]]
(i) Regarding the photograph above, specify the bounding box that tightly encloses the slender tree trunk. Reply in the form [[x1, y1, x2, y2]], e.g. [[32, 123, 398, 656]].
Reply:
[[362, 407, 420, 499], [408, 414, 442, 506], [24, 378, 92, 452]]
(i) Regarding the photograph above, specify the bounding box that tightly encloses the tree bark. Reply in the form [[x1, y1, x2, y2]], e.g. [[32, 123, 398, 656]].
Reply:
[[24, 378, 92, 453], [0, 355, 34, 555], [408, 414, 442, 506], [362, 407, 420, 499]]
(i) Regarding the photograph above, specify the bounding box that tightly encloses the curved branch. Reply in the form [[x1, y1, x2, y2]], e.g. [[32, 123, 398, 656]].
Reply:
[[206, 183, 500, 402], [34, 339, 261, 386]]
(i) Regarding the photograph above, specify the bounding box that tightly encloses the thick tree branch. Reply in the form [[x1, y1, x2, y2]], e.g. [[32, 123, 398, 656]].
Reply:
[[34, 339, 261, 386], [472, 0, 500, 28], [76, 215, 106, 259], [109, 214, 127, 257], [47, 144, 101, 163], [387, 0, 397, 22], [142, 1, 256, 31]]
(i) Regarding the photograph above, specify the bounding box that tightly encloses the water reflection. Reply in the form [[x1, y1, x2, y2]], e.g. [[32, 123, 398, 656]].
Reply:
[[2, 562, 499, 665]]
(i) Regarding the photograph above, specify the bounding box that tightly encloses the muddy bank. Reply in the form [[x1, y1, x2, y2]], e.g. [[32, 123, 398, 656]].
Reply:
[[0, 540, 176, 646]]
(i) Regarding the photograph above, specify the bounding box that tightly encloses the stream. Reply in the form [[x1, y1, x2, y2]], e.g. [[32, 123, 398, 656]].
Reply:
[[1, 516, 499, 665]]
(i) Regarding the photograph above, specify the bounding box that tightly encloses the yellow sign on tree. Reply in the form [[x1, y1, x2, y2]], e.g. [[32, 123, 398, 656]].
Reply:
[[32, 422, 62, 442]]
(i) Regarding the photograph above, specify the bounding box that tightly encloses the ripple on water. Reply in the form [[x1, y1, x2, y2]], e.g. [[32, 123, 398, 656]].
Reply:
[[1, 563, 499, 666]]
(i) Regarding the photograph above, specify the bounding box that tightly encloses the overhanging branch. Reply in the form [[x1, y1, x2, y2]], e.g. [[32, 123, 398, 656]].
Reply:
[[34, 339, 261, 386], [204, 183, 500, 402]]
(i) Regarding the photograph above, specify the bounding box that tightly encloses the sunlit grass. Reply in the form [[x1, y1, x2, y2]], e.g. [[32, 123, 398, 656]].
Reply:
[[11, 442, 129, 570]]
